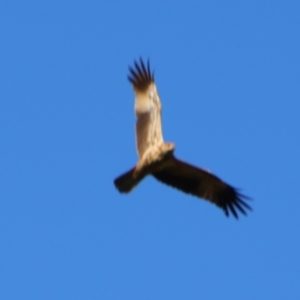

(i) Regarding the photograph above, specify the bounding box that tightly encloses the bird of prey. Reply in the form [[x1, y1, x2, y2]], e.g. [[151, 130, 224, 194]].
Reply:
[[114, 58, 251, 218]]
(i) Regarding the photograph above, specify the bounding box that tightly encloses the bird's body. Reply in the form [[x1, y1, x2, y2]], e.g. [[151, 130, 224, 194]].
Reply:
[[114, 59, 251, 218]]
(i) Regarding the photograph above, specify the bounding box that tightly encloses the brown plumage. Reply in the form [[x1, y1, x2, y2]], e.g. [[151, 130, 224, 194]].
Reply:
[[114, 58, 251, 219]]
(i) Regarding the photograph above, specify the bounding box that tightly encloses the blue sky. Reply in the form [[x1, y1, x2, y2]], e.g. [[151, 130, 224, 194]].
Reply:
[[1, 1, 300, 299]]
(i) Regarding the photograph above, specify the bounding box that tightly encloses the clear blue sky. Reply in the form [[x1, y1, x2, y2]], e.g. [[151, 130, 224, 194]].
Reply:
[[1, 1, 299, 299]]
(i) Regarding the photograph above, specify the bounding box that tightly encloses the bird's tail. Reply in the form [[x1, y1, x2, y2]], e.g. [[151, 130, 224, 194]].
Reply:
[[114, 167, 144, 193]]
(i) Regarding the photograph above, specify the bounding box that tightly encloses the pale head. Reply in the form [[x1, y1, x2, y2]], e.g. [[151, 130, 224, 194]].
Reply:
[[161, 142, 175, 154]]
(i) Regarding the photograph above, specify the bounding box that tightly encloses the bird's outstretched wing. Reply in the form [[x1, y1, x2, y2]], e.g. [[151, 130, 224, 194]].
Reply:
[[128, 59, 164, 158], [152, 157, 251, 218]]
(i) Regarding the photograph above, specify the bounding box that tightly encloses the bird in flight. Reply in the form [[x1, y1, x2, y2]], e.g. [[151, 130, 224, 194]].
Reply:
[[114, 58, 251, 218]]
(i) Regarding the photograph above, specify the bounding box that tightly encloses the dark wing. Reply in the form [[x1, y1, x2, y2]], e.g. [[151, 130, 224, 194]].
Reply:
[[128, 58, 164, 159], [152, 156, 251, 219]]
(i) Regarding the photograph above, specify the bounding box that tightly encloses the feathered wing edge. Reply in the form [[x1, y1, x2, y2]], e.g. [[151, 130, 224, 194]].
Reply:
[[128, 58, 154, 91], [152, 156, 252, 219], [129, 58, 164, 159]]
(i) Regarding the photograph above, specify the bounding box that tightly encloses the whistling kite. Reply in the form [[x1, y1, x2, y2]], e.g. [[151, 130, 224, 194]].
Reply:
[[114, 58, 251, 218]]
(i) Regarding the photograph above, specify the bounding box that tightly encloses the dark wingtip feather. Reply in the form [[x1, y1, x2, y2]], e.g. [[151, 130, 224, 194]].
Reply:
[[127, 58, 154, 90], [228, 202, 238, 219], [222, 190, 252, 219]]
